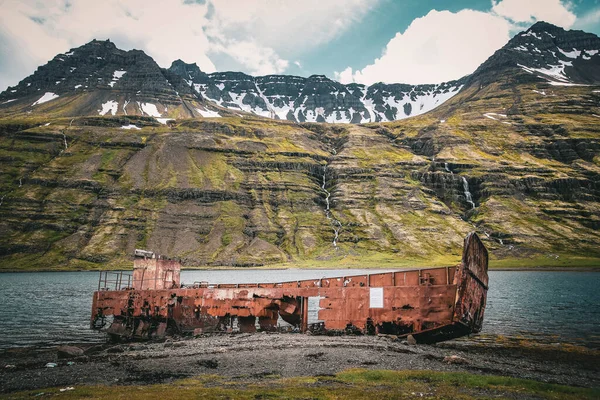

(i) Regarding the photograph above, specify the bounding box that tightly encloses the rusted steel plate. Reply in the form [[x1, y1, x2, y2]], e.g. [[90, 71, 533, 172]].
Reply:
[[91, 233, 488, 343], [453, 232, 489, 332]]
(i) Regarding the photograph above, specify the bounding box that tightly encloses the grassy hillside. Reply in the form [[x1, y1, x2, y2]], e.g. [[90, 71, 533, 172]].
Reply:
[[0, 76, 599, 270]]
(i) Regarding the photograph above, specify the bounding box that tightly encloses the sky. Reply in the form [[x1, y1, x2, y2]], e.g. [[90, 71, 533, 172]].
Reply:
[[1, 0, 599, 91]]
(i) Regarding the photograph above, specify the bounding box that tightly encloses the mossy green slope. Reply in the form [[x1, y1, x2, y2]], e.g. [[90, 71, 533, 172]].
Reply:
[[0, 74, 599, 270]]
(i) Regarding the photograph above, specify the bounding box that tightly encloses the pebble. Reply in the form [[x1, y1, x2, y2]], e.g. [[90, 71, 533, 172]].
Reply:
[[57, 345, 84, 358], [106, 345, 125, 353], [443, 355, 468, 364]]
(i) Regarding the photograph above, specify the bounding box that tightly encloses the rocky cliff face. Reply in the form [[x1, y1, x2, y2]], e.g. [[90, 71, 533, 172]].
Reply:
[[2, 21, 599, 125], [0, 40, 220, 120], [0, 22, 599, 270], [0, 40, 465, 123], [168, 60, 465, 123], [469, 21, 600, 86]]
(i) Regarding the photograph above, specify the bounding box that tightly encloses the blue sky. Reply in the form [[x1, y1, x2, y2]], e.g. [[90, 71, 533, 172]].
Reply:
[[1, 0, 599, 90]]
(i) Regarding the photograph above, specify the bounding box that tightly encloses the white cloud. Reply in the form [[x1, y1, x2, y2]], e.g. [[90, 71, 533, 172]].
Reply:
[[335, 0, 581, 85], [334, 67, 354, 84], [206, 0, 379, 57], [336, 9, 511, 85], [210, 40, 289, 76], [0, 0, 377, 90], [203, 0, 377, 76], [491, 0, 576, 28]]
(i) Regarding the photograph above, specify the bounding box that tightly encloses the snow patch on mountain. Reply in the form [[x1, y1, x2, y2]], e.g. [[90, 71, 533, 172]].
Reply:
[[522, 30, 542, 40], [193, 76, 462, 123], [108, 70, 126, 87], [558, 48, 582, 59], [32, 92, 59, 106], [547, 81, 590, 87], [519, 62, 571, 83], [196, 108, 221, 118], [99, 100, 118, 116], [140, 103, 161, 117]]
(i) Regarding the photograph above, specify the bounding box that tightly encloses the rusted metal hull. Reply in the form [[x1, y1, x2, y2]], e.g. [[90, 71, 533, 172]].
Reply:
[[91, 233, 488, 343]]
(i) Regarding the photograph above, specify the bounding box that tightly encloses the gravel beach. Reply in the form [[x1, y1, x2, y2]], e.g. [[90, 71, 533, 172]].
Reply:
[[1, 333, 598, 394]]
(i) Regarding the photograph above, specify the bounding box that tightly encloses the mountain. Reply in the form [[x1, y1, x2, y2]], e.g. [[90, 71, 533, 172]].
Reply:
[[0, 22, 599, 271], [3, 21, 599, 124], [0, 39, 222, 121], [167, 60, 466, 123], [469, 21, 600, 86], [0, 39, 467, 123]]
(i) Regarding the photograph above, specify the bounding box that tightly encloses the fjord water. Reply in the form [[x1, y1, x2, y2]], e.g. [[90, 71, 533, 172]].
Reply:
[[0, 270, 598, 349]]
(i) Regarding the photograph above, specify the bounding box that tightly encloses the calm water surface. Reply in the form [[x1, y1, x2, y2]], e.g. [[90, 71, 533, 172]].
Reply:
[[0, 270, 598, 349]]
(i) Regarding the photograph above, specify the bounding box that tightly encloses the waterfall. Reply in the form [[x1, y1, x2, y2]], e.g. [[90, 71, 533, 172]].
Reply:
[[444, 162, 453, 174], [321, 165, 341, 248], [461, 177, 475, 209], [60, 120, 73, 151]]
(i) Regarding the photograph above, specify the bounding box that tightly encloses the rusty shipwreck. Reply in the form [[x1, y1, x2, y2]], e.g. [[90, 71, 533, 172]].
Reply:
[[91, 232, 488, 343]]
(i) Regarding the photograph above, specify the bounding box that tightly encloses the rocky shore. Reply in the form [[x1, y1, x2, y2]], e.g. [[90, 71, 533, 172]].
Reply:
[[1, 333, 598, 395]]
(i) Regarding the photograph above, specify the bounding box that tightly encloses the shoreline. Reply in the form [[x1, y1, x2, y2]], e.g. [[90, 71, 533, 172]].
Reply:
[[1, 333, 598, 396], [1, 266, 600, 273]]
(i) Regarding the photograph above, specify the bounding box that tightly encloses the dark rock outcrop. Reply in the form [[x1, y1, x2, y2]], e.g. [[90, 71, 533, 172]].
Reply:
[[167, 60, 466, 123]]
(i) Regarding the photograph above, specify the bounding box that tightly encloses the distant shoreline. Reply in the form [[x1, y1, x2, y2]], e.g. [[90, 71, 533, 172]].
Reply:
[[1, 266, 599, 273]]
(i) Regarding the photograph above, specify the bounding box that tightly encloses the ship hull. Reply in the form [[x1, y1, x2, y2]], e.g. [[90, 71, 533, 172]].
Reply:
[[91, 233, 488, 343]]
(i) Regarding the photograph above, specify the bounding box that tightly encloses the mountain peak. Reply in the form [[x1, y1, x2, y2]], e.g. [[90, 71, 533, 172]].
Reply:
[[0, 39, 214, 119], [307, 74, 331, 81], [171, 59, 198, 68], [469, 21, 600, 86], [528, 21, 563, 32], [73, 38, 118, 53], [88, 38, 115, 46], [2, 21, 598, 123], [168, 59, 207, 83]]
